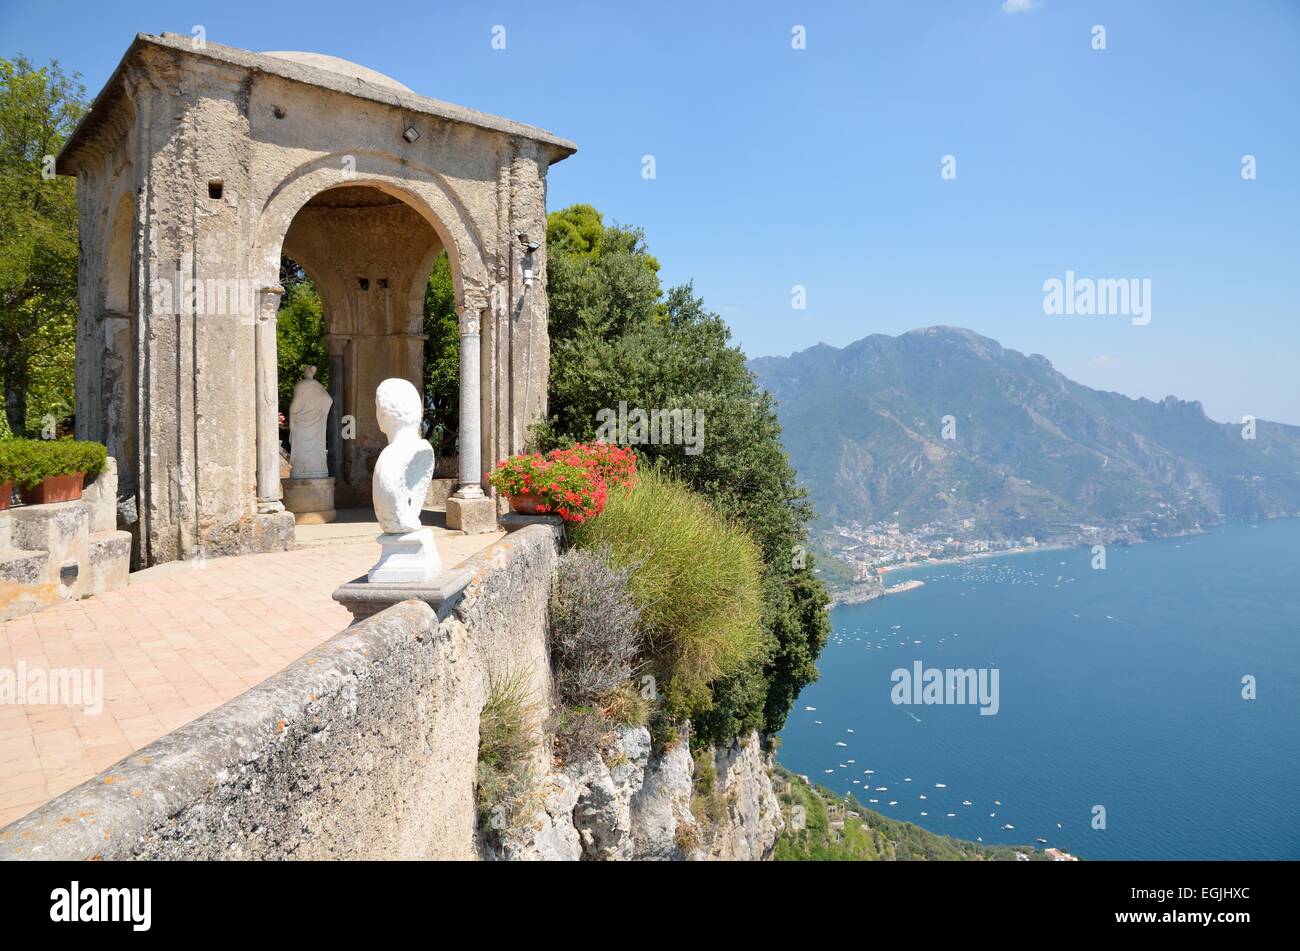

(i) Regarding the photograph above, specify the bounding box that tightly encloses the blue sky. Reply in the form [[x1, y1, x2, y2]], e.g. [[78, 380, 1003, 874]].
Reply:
[[5, 0, 1298, 423]]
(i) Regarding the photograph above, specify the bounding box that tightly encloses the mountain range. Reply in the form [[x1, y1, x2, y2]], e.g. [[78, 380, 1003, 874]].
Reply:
[[749, 327, 1300, 542]]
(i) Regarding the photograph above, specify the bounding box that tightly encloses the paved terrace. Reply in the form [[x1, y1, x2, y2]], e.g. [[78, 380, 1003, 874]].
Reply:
[[0, 512, 502, 827]]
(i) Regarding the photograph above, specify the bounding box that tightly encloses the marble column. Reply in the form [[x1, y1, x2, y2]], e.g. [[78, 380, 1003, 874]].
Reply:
[[446, 304, 495, 533], [454, 306, 483, 499], [255, 285, 284, 513]]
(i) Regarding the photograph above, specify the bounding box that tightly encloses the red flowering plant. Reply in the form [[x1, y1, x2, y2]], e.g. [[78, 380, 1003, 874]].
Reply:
[[546, 442, 638, 490], [488, 453, 608, 524]]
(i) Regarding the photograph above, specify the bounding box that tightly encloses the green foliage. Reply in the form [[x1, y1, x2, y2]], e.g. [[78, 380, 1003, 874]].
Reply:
[[274, 268, 328, 412], [772, 768, 1051, 862], [568, 468, 765, 723], [475, 669, 540, 827], [0, 438, 106, 488], [541, 204, 831, 745], [422, 252, 459, 458], [0, 56, 85, 436]]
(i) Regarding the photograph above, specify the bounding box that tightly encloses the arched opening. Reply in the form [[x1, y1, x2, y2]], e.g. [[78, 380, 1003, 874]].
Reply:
[[274, 183, 461, 521]]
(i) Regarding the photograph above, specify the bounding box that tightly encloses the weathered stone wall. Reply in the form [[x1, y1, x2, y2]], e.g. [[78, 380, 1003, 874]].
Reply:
[[0, 523, 559, 860]]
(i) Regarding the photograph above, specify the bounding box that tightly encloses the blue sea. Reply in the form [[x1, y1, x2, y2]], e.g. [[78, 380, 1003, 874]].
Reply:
[[778, 519, 1300, 860]]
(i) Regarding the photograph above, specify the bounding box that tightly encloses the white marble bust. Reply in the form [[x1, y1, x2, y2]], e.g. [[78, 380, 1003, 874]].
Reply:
[[288, 365, 331, 480], [372, 378, 434, 534]]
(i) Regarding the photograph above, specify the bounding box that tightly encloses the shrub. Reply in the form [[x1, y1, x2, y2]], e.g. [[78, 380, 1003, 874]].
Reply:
[[550, 547, 642, 705], [478, 669, 538, 774], [0, 438, 107, 488], [487, 454, 607, 523], [540, 206, 832, 747], [599, 680, 651, 727], [568, 468, 764, 722], [476, 669, 540, 827]]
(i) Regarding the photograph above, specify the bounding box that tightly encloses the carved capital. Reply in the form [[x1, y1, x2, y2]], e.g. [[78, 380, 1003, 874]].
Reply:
[[458, 307, 481, 337], [257, 284, 285, 322]]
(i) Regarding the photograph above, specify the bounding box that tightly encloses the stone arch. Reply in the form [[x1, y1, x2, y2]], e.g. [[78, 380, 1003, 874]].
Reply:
[[252, 151, 491, 311], [252, 154, 491, 512]]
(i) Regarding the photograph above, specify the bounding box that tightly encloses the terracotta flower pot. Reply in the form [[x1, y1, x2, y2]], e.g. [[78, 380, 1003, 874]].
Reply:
[[19, 471, 86, 505], [0, 481, 13, 511], [509, 492, 546, 515]]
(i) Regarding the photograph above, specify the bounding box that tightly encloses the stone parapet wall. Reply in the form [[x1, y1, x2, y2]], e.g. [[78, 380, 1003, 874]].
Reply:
[[0, 522, 561, 859]]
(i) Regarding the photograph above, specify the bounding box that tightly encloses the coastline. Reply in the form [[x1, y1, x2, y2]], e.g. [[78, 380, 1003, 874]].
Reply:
[[819, 517, 1299, 609]]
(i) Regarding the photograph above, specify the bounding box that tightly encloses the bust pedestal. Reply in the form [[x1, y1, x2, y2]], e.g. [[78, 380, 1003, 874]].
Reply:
[[368, 527, 442, 582], [282, 477, 336, 524]]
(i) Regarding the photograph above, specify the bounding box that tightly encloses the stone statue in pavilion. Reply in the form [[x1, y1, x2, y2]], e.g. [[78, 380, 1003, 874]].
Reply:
[[281, 365, 336, 524], [288, 366, 331, 479], [368, 378, 441, 582]]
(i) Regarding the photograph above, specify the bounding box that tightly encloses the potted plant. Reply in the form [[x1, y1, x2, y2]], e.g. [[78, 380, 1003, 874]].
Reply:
[[546, 442, 638, 490], [488, 453, 607, 523], [0, 439, 108, 506]]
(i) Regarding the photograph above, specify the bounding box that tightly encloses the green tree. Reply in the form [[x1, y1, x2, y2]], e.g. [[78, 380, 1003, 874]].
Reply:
[[539, 204, 831, 746], [0, 56, 85, 436], [275, 263, 328, 411], [422, 251, 459, 458]]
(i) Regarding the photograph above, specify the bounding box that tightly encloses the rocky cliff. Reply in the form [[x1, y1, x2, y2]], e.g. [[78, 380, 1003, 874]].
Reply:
[[484, 728, 783, 861]]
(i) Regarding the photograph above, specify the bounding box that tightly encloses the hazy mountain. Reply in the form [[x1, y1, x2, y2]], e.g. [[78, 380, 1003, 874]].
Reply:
[[749, 327, 1300, 541]]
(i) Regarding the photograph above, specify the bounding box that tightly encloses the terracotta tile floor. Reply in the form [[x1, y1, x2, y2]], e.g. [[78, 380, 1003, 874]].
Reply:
[[0, 523, 502, 827]]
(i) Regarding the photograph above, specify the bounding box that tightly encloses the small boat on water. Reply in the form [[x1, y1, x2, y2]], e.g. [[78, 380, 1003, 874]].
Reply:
[[962, 800, 973, 806], [835, 741, 847, 747], [888, 801, 898, 806], [1036, 837, 1048, 844], [804, 706, 816, 711], [1002, 824, 1015, 830], [935, 783, 947, 788]]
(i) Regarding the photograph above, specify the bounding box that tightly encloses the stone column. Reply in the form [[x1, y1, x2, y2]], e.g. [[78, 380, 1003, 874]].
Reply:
[[326, 337, 345, 480], [445, 304, 496, 533], [255, 285, 285, 513]]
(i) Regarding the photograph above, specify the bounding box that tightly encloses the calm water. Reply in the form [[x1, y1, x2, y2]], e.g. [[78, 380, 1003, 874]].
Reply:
[[778, 519, 1300, 860]]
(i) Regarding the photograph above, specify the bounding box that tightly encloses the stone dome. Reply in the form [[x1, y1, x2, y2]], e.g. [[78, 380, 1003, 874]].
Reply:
[[261, 51, 413, 93]]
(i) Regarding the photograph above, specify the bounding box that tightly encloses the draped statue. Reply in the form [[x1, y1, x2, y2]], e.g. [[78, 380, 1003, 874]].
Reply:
[[288, 365, 331, 480]]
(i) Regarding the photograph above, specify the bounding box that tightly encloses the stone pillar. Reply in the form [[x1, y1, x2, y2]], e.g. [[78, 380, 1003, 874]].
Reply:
[[326, 338, 345, 479], [255, 285, 285, 513], [445, 305, 496, 534]]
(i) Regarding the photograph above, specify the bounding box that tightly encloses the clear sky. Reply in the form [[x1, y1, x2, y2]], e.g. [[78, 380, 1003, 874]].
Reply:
[[4, 0, 1297, 423]]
